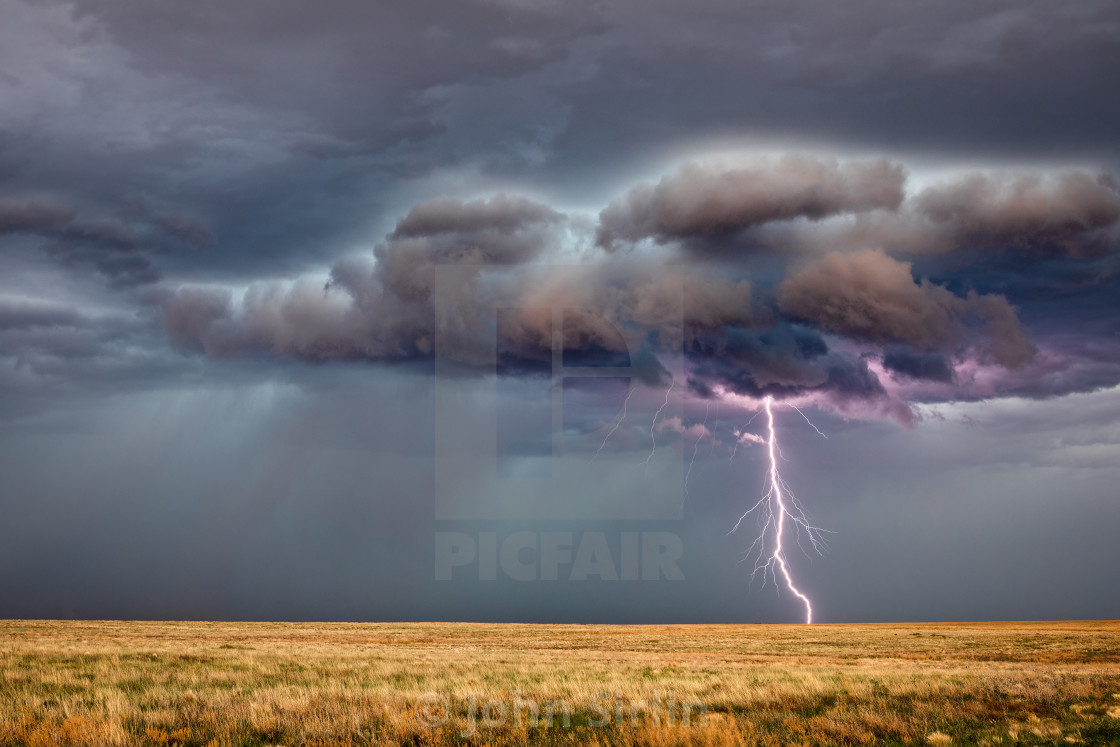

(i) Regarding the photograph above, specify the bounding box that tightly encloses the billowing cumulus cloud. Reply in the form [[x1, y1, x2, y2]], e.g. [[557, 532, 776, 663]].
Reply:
[[596, 156, 906, 250], [164, 187, 757, 378], [785, 170, 1120, 258], [777, 248, 1035, 368], [656, 416, 710, 442], [911, 171, 1120, 256], [597, 161, 1120, 262], [163, 287, 236, 356], [165, 194, 567, 364], [515, 264, 755, 351], [156, 153, 1120, 428], [375, 194, 564, 304], [389, 194, 563, 239]]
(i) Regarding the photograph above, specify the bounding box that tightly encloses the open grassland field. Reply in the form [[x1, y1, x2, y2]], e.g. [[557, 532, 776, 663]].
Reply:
[[2, 620, 1119, 746]]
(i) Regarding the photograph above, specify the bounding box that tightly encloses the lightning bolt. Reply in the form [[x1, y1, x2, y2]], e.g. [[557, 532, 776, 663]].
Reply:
[[780, 400, 828, 439], [731, 395, 828, 624], [641, 378, 675, 468], [592, 386, 634, 460], [683, 400, 711, 503]]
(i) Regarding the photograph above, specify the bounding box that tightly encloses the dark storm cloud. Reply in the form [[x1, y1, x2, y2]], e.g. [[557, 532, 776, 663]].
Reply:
[[122, 199, 217, 251], [570, 0, 1120, 169], [598, 164, 1120, 263], [0, 309, 144, 373], [157, 152, 1120, 426], [629, 338, 672, 387], [684, 323, 917, 424], [596, 156, 906, 250], [163, 181, 758, 377], [881, 348, 955, 384], [375, 195, 564, 303], [67, 0, 606, 127], [5, 0, 1119, 288], [525, 264, 756, 356], [0, 197, 75, 233], [0, 298, 86, 330], [165, 194, 567, 364], [44, 219, 161, 287], [777, 248, 1035, 368], [0, 0, 606, 284], [909, 171, 1120, 256], [807, 170, 1120, 258], [0, 189, 216, 286], [0, 297, 187, 427], [685, 324, 830, 398], [162, 287, 235, 357], [390, 194, 564, 239]]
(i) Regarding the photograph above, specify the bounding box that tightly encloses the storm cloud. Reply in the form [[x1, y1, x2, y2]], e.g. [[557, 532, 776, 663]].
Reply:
[[150, 149, 1120, 432], [0, 197, 75, 234], [774, 170, 1120, 260], [596, 156, 906, 250], [154, 152, 1120, 429], [912, 172, 1120, 254], [165, 194, 565, 364], [777, 248, 1035, 368]]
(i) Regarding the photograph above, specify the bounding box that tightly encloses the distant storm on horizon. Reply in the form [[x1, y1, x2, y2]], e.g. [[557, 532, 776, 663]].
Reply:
[[1, 0, 1119, 624]]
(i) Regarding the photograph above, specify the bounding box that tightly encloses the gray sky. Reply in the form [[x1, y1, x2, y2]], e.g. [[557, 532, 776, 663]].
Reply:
[[1, 0, 1118, 623]]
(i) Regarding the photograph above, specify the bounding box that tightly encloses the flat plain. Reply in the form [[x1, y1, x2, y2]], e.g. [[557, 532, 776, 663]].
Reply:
[[2, 619, 1119, 746]]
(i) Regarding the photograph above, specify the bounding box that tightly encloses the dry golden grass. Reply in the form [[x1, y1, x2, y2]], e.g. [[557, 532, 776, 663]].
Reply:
[[2, 619, 1119, 745]]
